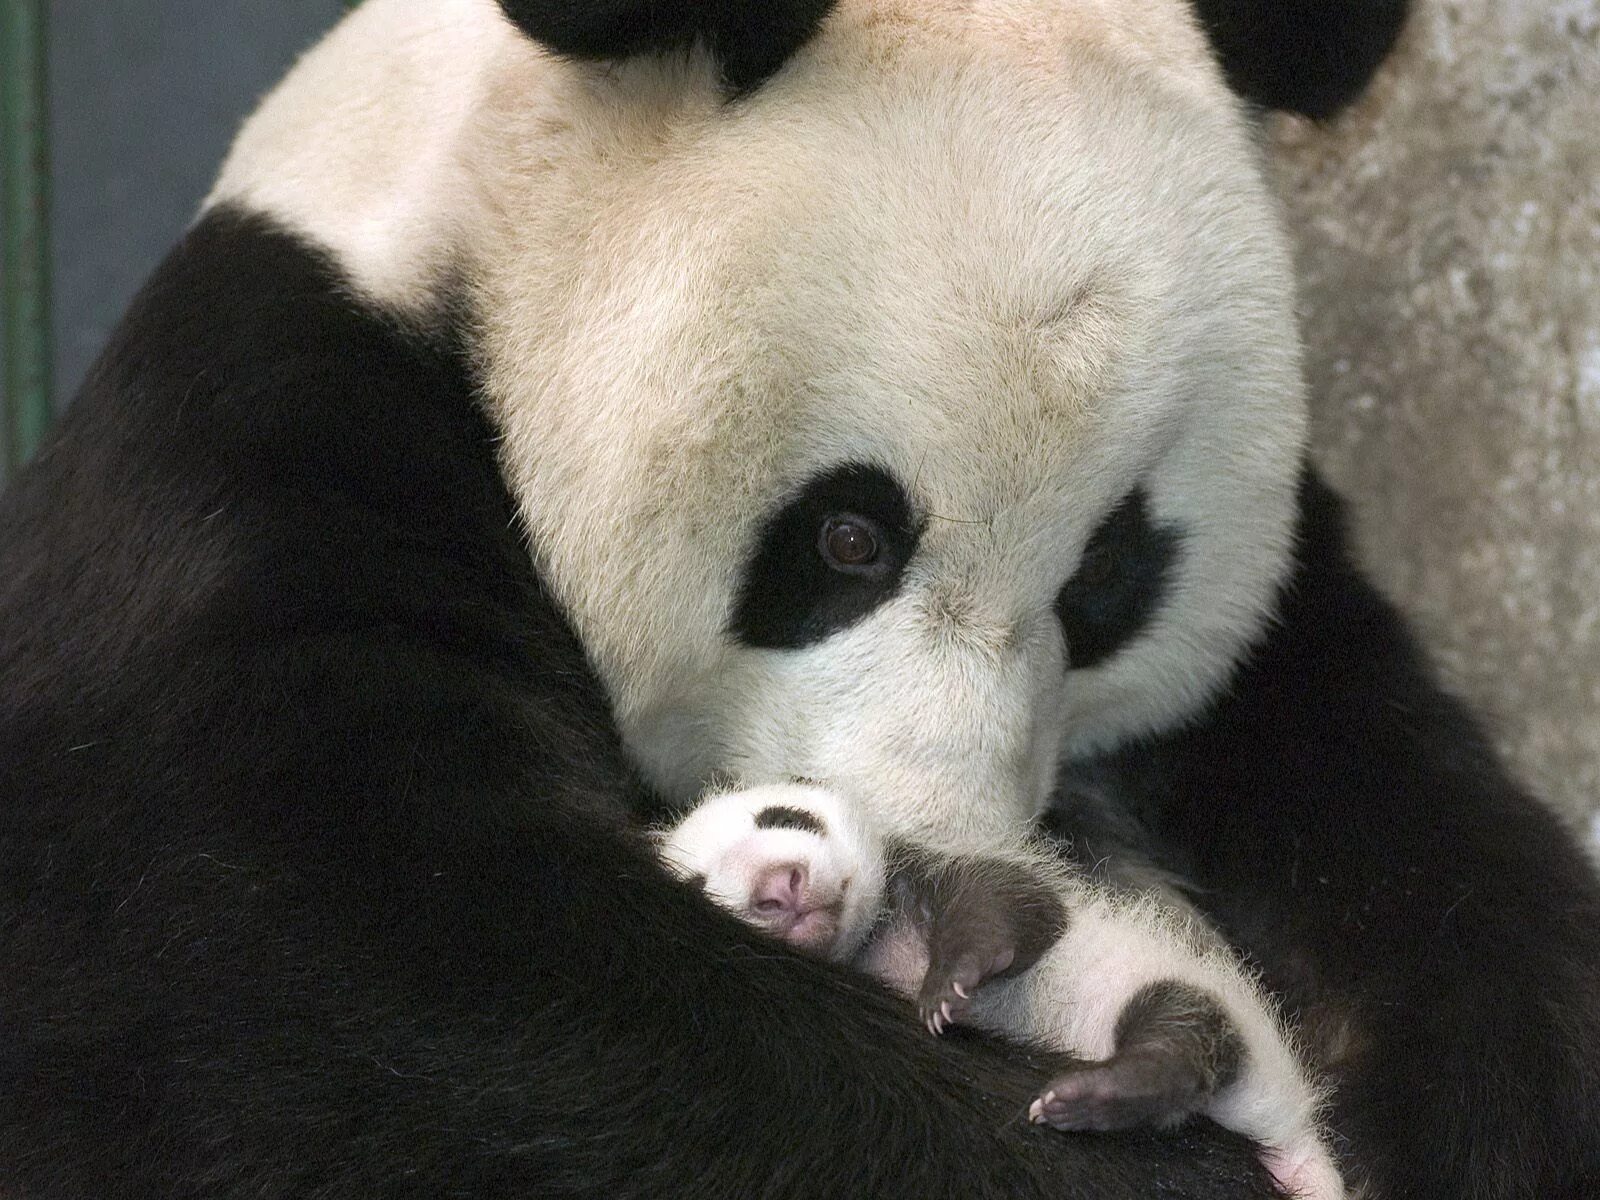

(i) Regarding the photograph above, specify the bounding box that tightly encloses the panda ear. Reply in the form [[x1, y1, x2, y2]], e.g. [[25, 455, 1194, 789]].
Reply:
[[1190, 0, 1411, 119], [495, 0, 836, 95]]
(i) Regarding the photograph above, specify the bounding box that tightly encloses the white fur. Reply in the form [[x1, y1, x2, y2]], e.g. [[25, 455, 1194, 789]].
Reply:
[[207, 0, 512, 315], [210, 6, 1328, 1186], [471, 24, 1306, 833], [206, 0, 1308, 843]]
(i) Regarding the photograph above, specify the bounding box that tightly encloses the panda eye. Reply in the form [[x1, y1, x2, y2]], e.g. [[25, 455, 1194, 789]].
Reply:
[[819, 516, 881, 571], [731, 463, 920, 650]]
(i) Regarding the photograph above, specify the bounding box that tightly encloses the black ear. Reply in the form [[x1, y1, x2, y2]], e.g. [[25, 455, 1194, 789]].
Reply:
[[496, 0, 836, 95], [1190, 0, 1411, 119]]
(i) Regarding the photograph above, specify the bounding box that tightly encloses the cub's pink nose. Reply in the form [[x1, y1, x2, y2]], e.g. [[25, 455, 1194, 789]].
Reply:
[[747, 862, 841, 954], [753, 864, 808, 916]]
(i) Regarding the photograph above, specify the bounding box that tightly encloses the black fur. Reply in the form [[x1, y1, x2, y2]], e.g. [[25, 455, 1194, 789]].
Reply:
[[495, 0, 835, 94], [3, 7, 1578, 1192], [892, 853, 1250, 1139], [499, 0, 1408, 114], [754, 804, 827, 835], [730, 462, 920, 650], [1057, 471, 1600, 1199], [0, 208, 1283, 1199], [892, 850, 1070, 1031], [1056, 487, 1181, 670], [1189, 0, 1412, 118]]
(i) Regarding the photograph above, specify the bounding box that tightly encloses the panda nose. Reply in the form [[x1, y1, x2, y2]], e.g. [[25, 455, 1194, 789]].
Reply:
[[753, 864, 807, 914], [748, 863, 843, 952]]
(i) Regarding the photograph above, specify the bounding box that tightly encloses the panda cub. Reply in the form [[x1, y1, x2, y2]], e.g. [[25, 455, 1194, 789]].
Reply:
[[661, 784, 1343, 1200]]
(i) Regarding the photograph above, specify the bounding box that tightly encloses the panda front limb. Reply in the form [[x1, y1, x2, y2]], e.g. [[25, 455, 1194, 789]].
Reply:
[[971, 883, 1344, 1200]]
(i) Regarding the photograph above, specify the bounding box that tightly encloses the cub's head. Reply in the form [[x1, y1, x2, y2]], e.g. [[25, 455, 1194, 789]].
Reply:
[[211, 0, 1406, 843]]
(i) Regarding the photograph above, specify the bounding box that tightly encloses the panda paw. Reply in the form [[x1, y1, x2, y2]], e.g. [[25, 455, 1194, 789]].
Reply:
[[1028, 1051, 1209, 1132], [898, 854, 1067, 1036], [1028, 979, 1237, 1133], [917, 941, 1010, 1035], [656, 783, 887, 962]]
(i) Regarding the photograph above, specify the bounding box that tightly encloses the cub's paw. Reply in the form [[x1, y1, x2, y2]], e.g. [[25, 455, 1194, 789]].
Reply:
[[658, 783, 886, 961], [1025, 980, 1345, 1196], [1028, 980, 1238, 1132], [896, 855, 1068, 1036], [915, 913, 1019, 1036], [1020, 903, 1347, 1199], [1029, 1052, 1209, 1132]]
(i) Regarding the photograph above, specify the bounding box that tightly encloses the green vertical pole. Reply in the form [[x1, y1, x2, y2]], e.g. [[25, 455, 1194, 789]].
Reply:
[[3, 0, 52, 472]]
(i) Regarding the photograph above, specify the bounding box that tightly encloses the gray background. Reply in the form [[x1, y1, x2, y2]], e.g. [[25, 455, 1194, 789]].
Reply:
[[8, 1, 1599, 848], [44, 0, 345, 405], [1274, 0, 1599, 847]]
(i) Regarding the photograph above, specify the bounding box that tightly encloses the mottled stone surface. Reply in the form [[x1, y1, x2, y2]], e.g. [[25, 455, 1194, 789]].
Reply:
[[1271, 0, 1600, 840]]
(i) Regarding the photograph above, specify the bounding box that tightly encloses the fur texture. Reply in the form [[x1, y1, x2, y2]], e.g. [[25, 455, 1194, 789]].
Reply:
[[1190, 0, 1413, 118], [7, 1, 1598, 1198], [0, 208, 1282, 1199], [494, 0, 836, 94], [1058, 473, 1600, 1199]]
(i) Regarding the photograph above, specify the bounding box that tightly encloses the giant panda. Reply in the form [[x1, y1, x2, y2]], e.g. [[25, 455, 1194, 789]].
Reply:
[[2, 1, 1598, 1198]]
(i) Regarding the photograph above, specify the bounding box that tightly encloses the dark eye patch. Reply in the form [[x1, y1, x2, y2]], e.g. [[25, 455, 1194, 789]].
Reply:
[[730, 463, 919, 650], [1055, 488, 1183, 670], [753, 805, 827, 835]]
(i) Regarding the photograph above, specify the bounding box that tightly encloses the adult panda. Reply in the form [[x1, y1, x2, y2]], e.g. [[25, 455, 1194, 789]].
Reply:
[[2, 2, 1597, 1199]]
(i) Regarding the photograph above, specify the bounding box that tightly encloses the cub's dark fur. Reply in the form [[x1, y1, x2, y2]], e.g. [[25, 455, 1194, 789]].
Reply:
[[892, 852, 1248, 1135]]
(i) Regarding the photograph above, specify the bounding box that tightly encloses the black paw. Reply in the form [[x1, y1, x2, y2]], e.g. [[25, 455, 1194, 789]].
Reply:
[[894, 852, 1066, 1035], [1030, 981, 1244, 1132], [1029, 1049, 1208, 1132], [917, 943, 1015, 1035]]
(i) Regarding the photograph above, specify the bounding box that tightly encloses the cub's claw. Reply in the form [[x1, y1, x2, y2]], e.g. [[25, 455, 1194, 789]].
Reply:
[[916, 950, 1008, 1034]]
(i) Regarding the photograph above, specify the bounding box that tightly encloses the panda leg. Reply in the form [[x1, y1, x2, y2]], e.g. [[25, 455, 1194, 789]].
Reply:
[[1029, 979, 1241, 1131], [973, 885, 1345, 1200]]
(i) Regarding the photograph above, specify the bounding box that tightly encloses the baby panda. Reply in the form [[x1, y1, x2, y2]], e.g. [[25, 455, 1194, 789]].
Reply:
[[661, 784, 1343, 1200]]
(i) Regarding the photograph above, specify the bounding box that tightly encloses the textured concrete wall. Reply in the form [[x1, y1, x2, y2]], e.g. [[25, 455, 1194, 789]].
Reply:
[[1272, 0, 1600, 845]]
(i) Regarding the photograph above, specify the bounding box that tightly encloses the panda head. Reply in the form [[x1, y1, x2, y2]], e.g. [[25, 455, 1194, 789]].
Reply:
[[211, 0, 1405, 844]]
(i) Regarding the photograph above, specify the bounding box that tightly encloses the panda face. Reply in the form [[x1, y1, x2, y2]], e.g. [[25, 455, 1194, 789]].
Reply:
[[209, 0, 1308, 844], [469, 6, 1305, 841]]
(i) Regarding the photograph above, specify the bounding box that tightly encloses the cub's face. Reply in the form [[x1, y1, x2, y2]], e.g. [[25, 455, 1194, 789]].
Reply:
[[475, 2, 1307, 844]]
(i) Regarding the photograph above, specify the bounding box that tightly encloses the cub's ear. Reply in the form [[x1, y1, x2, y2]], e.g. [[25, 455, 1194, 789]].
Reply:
[[1190, 0, 1411, 119], [495, 0, 836, 95]]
